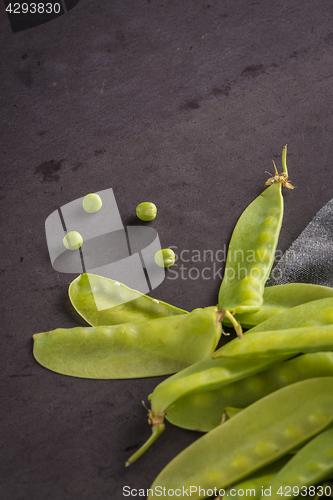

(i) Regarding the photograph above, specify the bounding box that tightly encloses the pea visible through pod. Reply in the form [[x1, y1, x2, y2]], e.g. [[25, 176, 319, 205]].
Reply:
[[218, 145, 293, 322], [126, 296, 333, 463], [125, 353, 289, 465], [69, 273, 188, 326], [165, 352, 333, 433], [223, 456, 291, 500], [33, 306, 222, 379], [268, 428, 333, 500], [147, 378, 333, 500]]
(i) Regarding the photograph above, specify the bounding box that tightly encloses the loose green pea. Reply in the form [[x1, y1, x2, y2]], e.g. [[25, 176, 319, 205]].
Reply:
[[136, 202, 157, 221], [33, 306, 222, 379], [147, 379, 333, 500], [268, 428, 333, 500], [82, 193, 102, 213], [63, 231, 83, 250], [155, 248, 176, 268], [68, 273, 188, 326]]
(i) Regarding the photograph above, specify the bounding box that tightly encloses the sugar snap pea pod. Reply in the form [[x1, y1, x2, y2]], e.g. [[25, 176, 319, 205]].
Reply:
[[247, 296, 333, 333], [166, 352, 333, 432], [268, 428, 333, 500], [218, 145, 293, 319], [215, 324, 333, 359], [125, 353, 289, 465], [224, 456, 291, 500], [214, 296, 333, 360], [69, 273, 188, 326], [127, 298, 333, 462], [148, 378, 333, 500], [33, 306, 221, 379], [166, 353, 333, 431], [224, 283, 333, 329]]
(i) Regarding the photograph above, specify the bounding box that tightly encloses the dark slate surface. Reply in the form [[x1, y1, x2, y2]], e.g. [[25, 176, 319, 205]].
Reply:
[[1, 1, 333, 499]]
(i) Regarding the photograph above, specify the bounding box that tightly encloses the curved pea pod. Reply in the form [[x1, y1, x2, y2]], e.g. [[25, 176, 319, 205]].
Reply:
[[148, 378, 333, 500], [224, 456, 291, 500], [218, 146, 292, 318], [225, 283, 333, 329], [166, 352, 333, 432], [267, 428, 333, 500], [33, 306, 222, 379]]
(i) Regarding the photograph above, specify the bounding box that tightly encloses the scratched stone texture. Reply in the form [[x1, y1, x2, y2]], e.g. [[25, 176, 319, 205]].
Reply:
[[1, 0, 333, 499]]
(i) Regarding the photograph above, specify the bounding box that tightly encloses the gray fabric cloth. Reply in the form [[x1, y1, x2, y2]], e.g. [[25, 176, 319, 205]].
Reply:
[[266, 199, 333, 287]]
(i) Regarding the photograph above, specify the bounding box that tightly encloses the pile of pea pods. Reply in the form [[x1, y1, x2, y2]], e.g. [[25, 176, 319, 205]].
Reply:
[[33, 146, 333, 499]]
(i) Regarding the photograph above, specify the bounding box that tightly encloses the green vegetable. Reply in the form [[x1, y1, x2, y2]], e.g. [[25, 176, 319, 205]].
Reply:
[[155, 248, 176, 268], [224, 456, 291, 500], [147, 378, 333, 500], [63, 231, 83, 250], [33, 306, 222, 379], [125, 354, 288, 465], [68, 273, 188, 326], [136, 202, 157, 221], [215, 324, 333, 359], [268, 428, 333, 500], [166, 352, 333, 432], [82, 193, 102, 213], [218, 145, 293, 318], [227, 283, 333, 328]]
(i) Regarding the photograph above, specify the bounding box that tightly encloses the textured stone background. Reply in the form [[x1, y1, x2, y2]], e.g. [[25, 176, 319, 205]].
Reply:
[[1, 0, 333, 498]]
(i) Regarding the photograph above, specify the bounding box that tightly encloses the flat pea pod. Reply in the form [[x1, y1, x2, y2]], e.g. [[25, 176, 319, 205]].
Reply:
[[224, 283, 333, 329], [148, 378, 333, 500], [127, 297, 333, 462], [218, 146, 292, 317], [166, 352, 333, 432], [33, 306, 222, 379], [224, 456, 291, 500], [267, 428, 333, 500], [126, 353, 289, 465], [69, 273, 188, 326], [215, 324, 333, 359], [214, 296, 333, 359]]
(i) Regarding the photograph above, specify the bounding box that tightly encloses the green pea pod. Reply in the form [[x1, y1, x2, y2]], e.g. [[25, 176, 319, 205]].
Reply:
[[69, 273, 188, 326], [148, 378, 333, 500], [268, 428, 333, 500], [126, 297, 333, 463], [126, 353, 288, 465], [214, 296, 333, 360], [33, 306, 222, 379], [246, 296, 333, 333], [215, 324, 333, 359], [218, 146, 292, 318], [225, 283, 333, 329], [166, 352, 333, 432], [224, 456, 291, 500]]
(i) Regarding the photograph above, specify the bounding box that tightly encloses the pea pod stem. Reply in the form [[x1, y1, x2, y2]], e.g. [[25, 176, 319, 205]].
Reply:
[[282, 144, 288, 176], [222, 309, 243, 338], [125, 407, 165, 466]]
